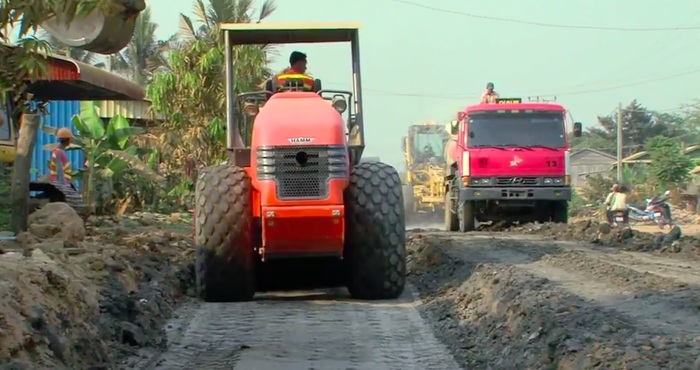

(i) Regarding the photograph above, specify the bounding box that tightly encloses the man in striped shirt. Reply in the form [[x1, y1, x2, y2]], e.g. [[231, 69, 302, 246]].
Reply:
[[49, 127, 75, 186]]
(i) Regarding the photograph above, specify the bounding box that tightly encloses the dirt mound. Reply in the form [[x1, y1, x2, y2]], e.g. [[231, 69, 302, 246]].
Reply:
[[407, 233, 450, 275], [510, 220, 699, 255], [0, 207, 194, 369], [406, 232, 700, 369]]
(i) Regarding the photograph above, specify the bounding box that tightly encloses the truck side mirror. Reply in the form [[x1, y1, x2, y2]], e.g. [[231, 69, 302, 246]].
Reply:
[[401, 137, 406, 151], [573, 122, 582, 137], [450, 120, 459, 135]]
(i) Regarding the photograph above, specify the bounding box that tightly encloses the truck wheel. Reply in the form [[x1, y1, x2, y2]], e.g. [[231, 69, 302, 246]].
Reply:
[[345, 162, 406, 300], [444, 186, 458, 231], [551, 200, 569, 223], [194, 165, 255, 302], [459, 200, 476, 232]]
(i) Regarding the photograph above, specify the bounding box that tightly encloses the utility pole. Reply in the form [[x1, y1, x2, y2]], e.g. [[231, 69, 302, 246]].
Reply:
[[616, 102, 623, 182]]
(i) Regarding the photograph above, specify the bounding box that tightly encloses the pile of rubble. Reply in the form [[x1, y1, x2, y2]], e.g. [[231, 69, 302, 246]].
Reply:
[[510, 219, 698, 255], [0, 204, 194, 369]]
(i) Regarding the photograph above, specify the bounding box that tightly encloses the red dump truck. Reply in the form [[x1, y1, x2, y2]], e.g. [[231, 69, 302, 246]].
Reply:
[[443, 98, 582, 232]]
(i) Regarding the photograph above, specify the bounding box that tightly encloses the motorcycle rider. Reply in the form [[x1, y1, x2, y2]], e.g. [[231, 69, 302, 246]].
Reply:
[[605, 183, 629, 224], [604, 183, 618, 223]]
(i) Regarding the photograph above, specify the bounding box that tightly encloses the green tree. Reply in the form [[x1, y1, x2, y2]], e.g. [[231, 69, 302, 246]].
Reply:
[[596, 100, 688, 156], [42, 103, 163, 214], [145, 0, 277, 210], [147, 0, 277, 178], [646, 135, 693, 189]]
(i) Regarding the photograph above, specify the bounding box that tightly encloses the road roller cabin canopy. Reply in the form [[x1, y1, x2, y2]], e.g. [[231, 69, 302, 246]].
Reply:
[[219, 22, 366, 153], [219, 22, 362, 44], [11, 49, 145, 101]]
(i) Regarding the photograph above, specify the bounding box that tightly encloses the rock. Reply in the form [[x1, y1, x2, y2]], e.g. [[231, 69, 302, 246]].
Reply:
[[663, 226, 682, 245], [15, 232, 38, 247], [30, 249, 55, 264], [28, 224, 61, 239], [27, 203, 85, 242], [34, 240, 65, 254], [120, 321, 145, 347], [46, 325, 68, 361]]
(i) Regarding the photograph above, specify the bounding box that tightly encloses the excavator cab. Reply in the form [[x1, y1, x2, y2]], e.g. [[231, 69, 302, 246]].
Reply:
[[0, 93, 17, 164], [193, 23, 407, 303]]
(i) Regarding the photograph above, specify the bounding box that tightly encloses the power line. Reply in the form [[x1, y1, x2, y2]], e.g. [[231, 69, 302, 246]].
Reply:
[[326, 68, 700, 102], [388, 0, 700, 31], [556, 10, 700, 91], [535, 68, 700, 97]]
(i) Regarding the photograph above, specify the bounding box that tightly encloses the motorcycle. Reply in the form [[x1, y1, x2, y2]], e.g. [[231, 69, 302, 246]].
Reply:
[[627, 190, 673, 229], [610, 209, 630, 227]]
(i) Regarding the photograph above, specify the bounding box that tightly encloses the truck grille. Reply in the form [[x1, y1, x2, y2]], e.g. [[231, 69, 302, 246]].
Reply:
[[495, 176, 539, 186], [257, 145, 347, 199]]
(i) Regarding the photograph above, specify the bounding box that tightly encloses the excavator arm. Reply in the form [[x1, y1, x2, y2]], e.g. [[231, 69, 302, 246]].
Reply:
[[41, 0, 146, 54]]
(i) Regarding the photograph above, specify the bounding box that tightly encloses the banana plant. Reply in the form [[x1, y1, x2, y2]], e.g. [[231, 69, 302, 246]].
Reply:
[[42, 102, 164, 213]]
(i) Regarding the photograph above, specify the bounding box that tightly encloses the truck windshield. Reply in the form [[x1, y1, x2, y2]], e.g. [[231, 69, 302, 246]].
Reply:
[[467, 111, 566, 148]]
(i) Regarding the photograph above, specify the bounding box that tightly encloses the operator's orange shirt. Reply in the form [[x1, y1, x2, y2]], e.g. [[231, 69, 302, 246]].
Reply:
[[275, 68, 314, 91]]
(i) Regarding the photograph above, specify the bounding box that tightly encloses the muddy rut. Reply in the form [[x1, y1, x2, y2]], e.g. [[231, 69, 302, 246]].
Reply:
[[407, 230, 700, 369]]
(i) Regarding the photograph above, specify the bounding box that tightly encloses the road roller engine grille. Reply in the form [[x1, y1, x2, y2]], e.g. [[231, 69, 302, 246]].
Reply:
[[257, 145, 347, 199]]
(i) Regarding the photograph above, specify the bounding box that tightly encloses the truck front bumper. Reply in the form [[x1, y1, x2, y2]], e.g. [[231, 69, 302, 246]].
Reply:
[[459, 187, 571, 201]]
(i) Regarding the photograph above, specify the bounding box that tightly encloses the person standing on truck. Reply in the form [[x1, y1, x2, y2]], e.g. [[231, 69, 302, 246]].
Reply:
[[275, 51, 315, 91], [480, 82, 499, 103], [48, 127, 76, 189]]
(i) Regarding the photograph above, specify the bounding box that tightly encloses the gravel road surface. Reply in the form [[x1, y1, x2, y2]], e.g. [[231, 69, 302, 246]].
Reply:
[[124, 287, 461, 370]]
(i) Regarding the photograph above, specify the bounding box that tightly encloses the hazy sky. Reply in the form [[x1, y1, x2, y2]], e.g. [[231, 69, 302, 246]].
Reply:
[[144, 1, 700, 167]]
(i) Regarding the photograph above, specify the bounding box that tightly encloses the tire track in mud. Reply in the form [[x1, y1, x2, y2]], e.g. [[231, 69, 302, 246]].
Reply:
[[130, 288, 460, 370], [407, 231, 700, 369]]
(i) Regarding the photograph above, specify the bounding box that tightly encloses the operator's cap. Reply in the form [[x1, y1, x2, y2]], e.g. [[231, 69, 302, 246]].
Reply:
[[289, 51, 307, 65], [486, 82, 494, 88]]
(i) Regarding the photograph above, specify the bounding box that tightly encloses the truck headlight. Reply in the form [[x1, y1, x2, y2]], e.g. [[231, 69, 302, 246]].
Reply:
[[543, 177, 564, 185], [471, 178, 491, 185]]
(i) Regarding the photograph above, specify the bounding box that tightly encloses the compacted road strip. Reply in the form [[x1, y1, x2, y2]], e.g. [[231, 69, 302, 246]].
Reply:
[[135, 287, 461, 370]]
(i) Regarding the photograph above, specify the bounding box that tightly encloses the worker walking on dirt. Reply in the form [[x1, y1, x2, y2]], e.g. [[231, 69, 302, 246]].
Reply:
[[275, 51, 314, 91], [480, 82, 499, 103], [49, 128, 76, 189]]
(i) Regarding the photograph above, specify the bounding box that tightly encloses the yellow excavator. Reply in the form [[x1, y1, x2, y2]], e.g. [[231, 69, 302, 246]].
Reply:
[[401, 121, 450, 223]]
